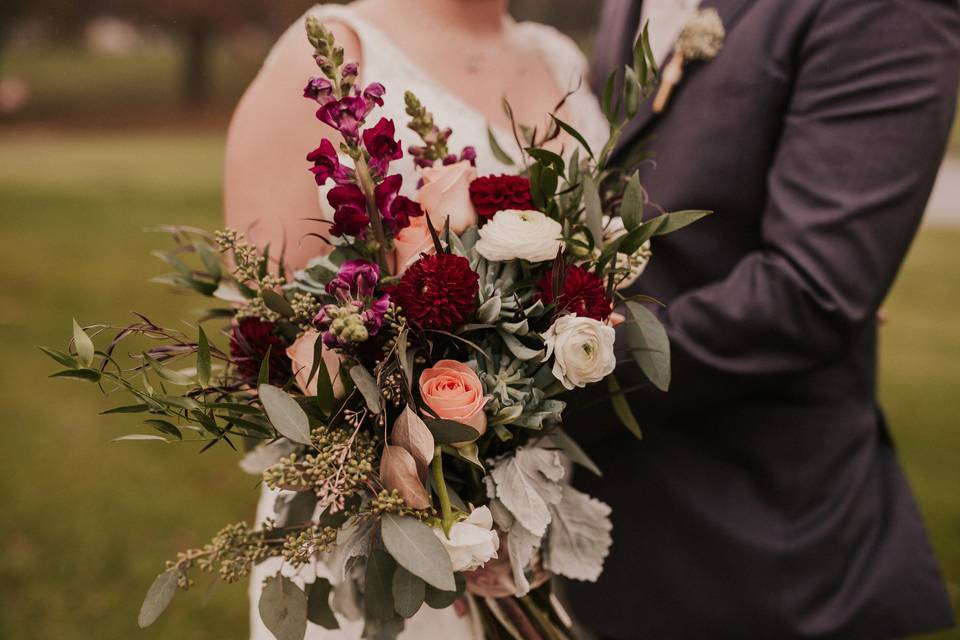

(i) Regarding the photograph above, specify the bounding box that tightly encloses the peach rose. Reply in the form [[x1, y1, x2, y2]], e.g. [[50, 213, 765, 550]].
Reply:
[[418, 160, 478, 234], [392, 215, 436, 275], [419, 359, 488, 438], [286, 329, 344, 397]]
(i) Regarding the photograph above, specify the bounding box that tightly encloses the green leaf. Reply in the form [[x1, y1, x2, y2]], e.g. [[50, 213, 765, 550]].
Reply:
[[525, 147, 565, 173], [423, 573, 465, 610], [100, 404, 150, 415], [619, 216, 666, 255], [306, 578, 339, 630], [258, 384, 312, 445], [37, 346, 78, 369], [422, 419, 480, 445], [391, 566, 425, 618], [50, 369, 101, 383], [620, 172, 644, 231], [349, 365, 383, 415], [381, 514, 456, 591], [196, 327, 211, 388], [144, 419, 183, 440], [551, 115, 594, 159], [606, 375, 642, 439], [138, 568, 181, 628], [257, 346, 272, 387], [548, 429, 602, 476], [623, 66, 641, 119], [259, 575, 308, 640], [364, 549, 397, 622], [307, 337, 334, 415], [654, 209, 713, 235], [142, 352, 194, 386], [601, 69, 618, 124], [72, 319, 94, 368], [262, 289, 295, 318], [582, 175, 604, 250], [487, 127, 515, 166], [194, 241, 222, 282], [625, 301, 671, 392]]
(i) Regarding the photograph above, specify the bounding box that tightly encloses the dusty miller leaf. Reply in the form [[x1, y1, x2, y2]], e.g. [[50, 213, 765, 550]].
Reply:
[[545, 485, 613, 582], [490, 447, 565, 537]]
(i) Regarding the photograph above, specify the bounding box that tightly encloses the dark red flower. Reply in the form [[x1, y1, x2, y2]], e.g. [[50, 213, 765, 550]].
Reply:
[[393, 254, 479, 331], [327, 184, 369, 237], [469, 175, 536, 221], [537, 264, 612, 321], [307, 139, 350, 186], [363, 118, 403, 174], [375, 174, 423, 234], [303, 77, 333, 103], [229, 318, 293, 386], [317, 96, 367, 141]]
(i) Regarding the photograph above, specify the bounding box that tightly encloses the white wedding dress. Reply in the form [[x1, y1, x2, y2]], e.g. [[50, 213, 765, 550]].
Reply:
[[249, 4, 607, 639]]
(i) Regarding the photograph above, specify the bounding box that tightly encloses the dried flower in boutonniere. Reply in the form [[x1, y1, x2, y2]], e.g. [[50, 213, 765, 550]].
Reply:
[[653, 7, 726, 114]]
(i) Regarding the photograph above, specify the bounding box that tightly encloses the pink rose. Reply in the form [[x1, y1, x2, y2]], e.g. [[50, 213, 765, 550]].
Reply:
[[392, 215, 436, 275], [418, 160, 478, 234], [419, 360, 487, 438], [285, 330, 344, 397]]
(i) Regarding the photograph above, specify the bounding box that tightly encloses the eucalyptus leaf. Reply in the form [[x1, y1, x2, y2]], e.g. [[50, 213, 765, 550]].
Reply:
[[365, 549, 397, 621], [391, 566, 425, 618], [654, 209, 713, 235], [306, 578, 339, 630], [72, 319, 95, 368], [263, 289, 295, 318], [423, 573, 466, 609], [582, 176, 604, 251], [138, 568, 181, 628], [37, 346, 78, 369], [50, 369, 102, 382], [606, 375, 642, 440], [144, 419, 183, 441], [349, 365, 383, 415], [259, 575, 308, 640], [100, 404, 150, 415], [113, 434, 170, 443], [422, 419, 479, 445], [142, 351, 194, 386], [624, 301, 671, 392], [196, 327, 211, 388], [381, 514, 455, 591], [620, 173, 644, 232], [258, 384, 312, 445]]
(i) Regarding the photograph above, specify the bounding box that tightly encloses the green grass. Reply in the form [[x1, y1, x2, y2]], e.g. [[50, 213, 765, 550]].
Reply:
[[0, 132, 957, 638]]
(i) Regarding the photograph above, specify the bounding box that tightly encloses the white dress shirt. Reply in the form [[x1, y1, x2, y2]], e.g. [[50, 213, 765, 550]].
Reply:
[[640, 0, 702, 66]]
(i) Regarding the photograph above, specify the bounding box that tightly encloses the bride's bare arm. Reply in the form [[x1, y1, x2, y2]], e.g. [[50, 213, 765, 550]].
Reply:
[[224, 20, 360, 270]]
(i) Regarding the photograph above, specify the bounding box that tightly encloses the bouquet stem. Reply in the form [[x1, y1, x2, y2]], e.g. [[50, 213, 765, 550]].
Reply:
[[354, 155, 390, 273], [431, 447, 455, 535]]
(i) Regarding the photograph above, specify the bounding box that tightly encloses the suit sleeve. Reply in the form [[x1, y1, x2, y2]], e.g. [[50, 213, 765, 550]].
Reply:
[[619, 0, 960, 414]]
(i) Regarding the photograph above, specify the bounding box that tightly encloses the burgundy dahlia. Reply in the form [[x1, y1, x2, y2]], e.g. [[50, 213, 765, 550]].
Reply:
[[229, 318, 293, 386], [469, 175, 536, 221], [393, 254, 479, 331], [537, 264, 612, 321]]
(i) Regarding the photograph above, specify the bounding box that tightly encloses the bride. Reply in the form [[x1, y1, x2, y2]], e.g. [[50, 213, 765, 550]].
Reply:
[[223, 0, 607, 637]]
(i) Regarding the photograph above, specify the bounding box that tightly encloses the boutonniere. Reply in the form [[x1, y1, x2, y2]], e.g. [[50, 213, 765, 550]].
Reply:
[[653, 8, 726, 114]]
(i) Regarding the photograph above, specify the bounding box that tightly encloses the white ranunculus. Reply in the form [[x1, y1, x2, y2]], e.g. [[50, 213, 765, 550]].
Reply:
[[434, 506, 500, 572], [475, 210, 563, 263], [543, 315, 617, 390]]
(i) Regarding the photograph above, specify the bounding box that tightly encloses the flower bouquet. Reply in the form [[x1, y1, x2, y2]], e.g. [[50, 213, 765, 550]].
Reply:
[[42, 19, 708, 640]]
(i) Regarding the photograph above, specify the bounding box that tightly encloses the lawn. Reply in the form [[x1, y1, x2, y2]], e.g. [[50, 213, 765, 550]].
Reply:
[[0, 132, 957, 639]]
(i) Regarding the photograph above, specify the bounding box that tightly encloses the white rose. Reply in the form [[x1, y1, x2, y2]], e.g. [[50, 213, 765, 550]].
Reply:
[[434, 506, 500, 572], [543, 315, 617, 390], [475, 210, 563, 263], [604, 216, 652, 290]]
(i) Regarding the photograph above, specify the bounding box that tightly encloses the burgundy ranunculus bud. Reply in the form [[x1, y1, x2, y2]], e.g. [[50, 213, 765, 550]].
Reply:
[[537, 264, 612, 321], [327, 184, 370, 237], [229, 318, 293, 386], [469, 175, 537, 222]]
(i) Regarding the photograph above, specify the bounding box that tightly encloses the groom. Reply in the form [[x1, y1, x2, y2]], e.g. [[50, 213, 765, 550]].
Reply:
[[567, 1, 960, 638]]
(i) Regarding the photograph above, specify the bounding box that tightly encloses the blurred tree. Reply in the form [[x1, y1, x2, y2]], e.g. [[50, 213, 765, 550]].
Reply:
[[510, 0, 598, 45], [102, 0, 317, 106]]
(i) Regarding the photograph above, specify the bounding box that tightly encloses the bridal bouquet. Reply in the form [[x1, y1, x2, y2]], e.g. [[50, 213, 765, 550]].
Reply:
[[42, 19, 707, 640]]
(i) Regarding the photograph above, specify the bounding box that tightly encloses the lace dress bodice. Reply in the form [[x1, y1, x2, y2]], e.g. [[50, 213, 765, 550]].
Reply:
[[250, 5, 608, 639]]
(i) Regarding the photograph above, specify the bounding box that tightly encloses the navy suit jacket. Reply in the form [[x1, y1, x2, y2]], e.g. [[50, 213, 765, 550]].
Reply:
[[566, 1, 960, 638]]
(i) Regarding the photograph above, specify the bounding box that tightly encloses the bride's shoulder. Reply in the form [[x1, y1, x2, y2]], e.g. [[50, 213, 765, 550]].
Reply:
[[510, 19, 591, 73]]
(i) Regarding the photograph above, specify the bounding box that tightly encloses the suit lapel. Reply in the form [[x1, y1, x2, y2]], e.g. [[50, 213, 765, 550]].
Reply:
[[615, 0, 757, 157]]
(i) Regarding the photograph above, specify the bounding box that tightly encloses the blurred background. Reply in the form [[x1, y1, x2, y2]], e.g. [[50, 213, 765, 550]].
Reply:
[[0, 1, 956, 638]]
